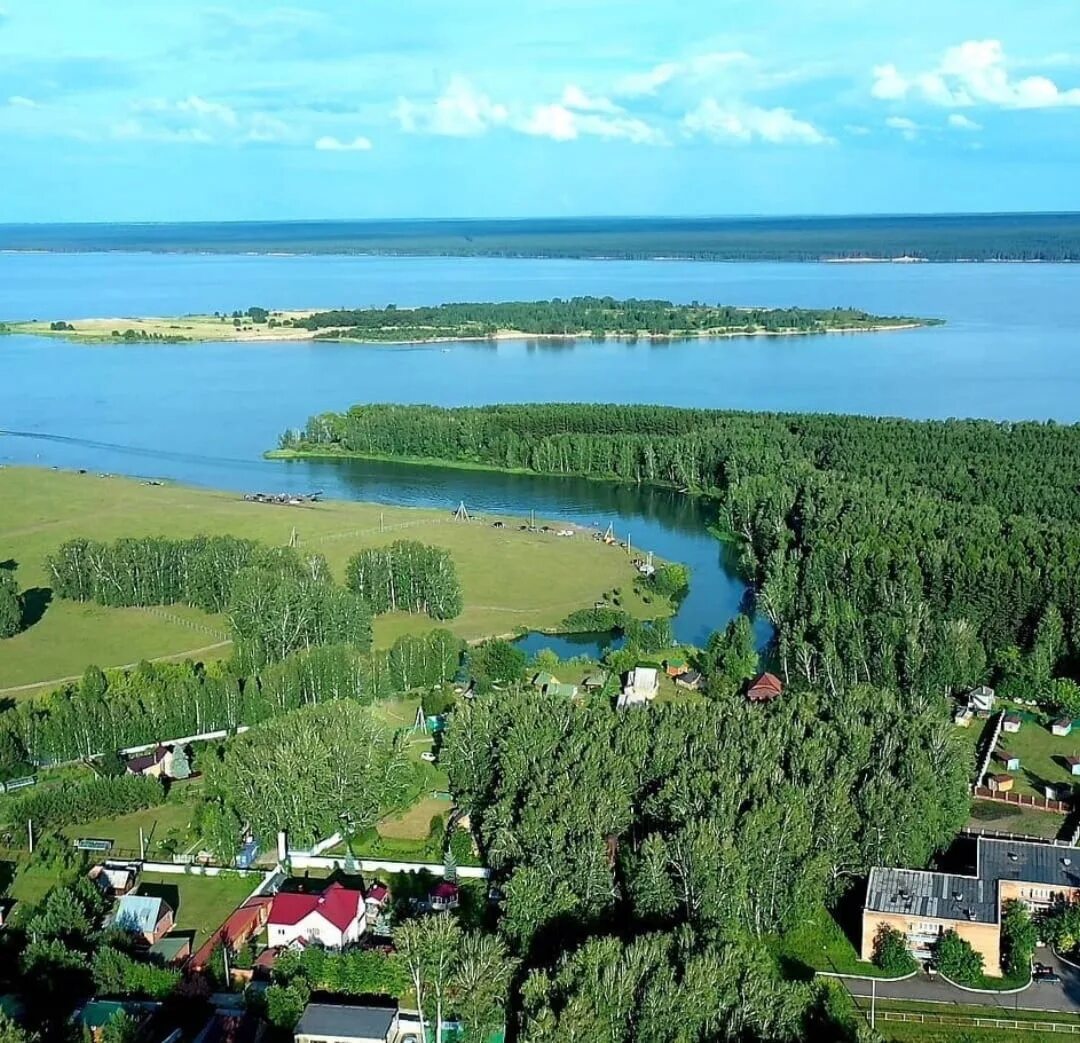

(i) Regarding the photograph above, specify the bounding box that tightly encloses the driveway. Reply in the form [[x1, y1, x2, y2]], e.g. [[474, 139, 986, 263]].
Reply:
[[841, 948, 1080, 1015]]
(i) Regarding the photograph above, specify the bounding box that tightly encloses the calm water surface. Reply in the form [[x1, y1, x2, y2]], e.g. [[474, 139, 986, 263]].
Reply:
[[3, 253, 1078, 645]]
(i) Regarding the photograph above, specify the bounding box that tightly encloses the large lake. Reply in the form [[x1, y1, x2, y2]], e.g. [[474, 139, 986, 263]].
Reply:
[[3, 253, 1079, 645]]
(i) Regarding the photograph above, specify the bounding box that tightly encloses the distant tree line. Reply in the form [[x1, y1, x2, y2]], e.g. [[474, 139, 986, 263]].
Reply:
[[283, 402, 1080, 702], [0, 629, 464, 773], [287, 296, 925, 341], [13, 213, 1080, 260], [346, 540, 463, 619]]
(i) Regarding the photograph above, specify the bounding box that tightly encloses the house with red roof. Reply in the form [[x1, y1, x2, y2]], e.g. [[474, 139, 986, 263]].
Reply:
[[746, 672, 784, 703], [429, 881, 460, 912], [267, 882, 366, 949]]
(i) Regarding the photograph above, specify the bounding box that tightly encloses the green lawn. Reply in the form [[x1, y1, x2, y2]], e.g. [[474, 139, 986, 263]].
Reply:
[[60, 782, 204, 859], [0, 467, 660, 693], [992, 713, 1080, 798], [135, 870, 256, 948], [967, 800, 1066, 840], [772, 903, 897, 978]]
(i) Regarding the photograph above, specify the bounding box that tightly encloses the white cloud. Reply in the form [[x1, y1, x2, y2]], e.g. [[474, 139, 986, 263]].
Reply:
[[395, 77, 664, 145], [7, 95, 39, 108], [885, 115, 921, 140], [872, 40, 1080, 109], [115, 95, 293, 145], [394, 77, 508, 137], [315, 134, 373, 151], [948, 112, 982, 131], [844, 123, 871, 136], [682, 99, 829, 145], [617, 51, 751, 96]]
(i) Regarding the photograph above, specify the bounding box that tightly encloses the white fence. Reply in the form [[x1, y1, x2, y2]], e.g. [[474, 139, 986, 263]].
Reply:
[[288, 852, 490, 879], [120, 727, 250, 756]]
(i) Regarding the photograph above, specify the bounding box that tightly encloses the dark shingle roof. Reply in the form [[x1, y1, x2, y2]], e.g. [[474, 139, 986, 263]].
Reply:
[[294, 1003, 397, 1042], [867, 837, 1080, 928], [865, 866, 996, 924], [979, 838, 1080, 891]]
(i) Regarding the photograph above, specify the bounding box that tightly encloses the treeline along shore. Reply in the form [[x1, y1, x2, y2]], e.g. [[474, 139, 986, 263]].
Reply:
[[275, 402, 1080, 705], [0, 296, 938, 345]]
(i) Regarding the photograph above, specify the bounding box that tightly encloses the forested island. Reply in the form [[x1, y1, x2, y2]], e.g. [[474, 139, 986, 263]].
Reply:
[[3, 297, 935, 345], [2, 212, 1079, 261]]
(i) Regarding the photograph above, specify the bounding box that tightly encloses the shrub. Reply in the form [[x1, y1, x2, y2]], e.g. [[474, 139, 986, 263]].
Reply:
[[1002, 899, 1037, 976], [872, 925, 917, 976], [6, 774, 165, 830], [933, 930, 984, 984]]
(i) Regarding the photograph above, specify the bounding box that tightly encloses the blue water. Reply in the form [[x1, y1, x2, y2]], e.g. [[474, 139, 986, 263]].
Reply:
[[3, 253, 1079, 646]]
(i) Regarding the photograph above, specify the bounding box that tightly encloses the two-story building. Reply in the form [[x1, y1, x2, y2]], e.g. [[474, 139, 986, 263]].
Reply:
[[862, 837, 1080, 976]]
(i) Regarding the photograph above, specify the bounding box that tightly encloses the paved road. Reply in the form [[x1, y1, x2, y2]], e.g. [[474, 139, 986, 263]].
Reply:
[[841, 949, 1080, 1014]]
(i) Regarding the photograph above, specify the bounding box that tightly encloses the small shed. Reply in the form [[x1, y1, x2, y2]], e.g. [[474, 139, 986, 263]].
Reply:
[[1002, 713, 1022, 734], [1054, 718, 1074, 737], [987, 773, 1015, 793], [582, 671, 609, 691], [1067, 757, 1080, 777], [747, 672, 783, 703], [664, 657, 688, 678], [532, 671, 559, 690], [1047, 782, 1071, 801], [969, 685, 996, 714], [148, 935, 192, 966], [675, 669, 702, 691], [994, 749, 1021, 772], [953, 705, 973, 727]]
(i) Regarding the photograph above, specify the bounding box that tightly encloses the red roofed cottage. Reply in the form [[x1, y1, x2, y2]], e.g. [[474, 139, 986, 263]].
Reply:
[[268, 882, 366, 948], [747, 672, 784, 703]]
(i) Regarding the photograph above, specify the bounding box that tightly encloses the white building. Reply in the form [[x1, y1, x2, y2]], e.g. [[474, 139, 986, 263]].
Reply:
[[617, 667, 660, 708], [268, 882, 366, 948]]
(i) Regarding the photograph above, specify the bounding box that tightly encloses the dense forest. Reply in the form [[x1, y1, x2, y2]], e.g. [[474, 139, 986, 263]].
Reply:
[[5, 213, 1080, 261], [282, 402, 1080, 702], [286, 297, 927, 340], [346, 540, 463, 618]]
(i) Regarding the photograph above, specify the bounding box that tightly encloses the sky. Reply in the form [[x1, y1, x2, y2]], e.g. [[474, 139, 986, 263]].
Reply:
[[1, 0, 1079, 221]]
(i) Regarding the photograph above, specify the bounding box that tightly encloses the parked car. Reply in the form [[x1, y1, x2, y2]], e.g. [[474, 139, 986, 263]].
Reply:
[[1035, 967, 1062, 984]]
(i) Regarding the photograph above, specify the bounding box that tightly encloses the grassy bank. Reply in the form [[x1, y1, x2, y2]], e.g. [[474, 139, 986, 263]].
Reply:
[[0, 467, 659, 692]]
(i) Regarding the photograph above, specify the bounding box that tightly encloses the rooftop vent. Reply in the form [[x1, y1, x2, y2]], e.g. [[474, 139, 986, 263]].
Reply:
[[966, 910, 976, 921], [952, 891, 964, 901], [1064, 858, 1073, 868], [1008, 852, 1019, 862]]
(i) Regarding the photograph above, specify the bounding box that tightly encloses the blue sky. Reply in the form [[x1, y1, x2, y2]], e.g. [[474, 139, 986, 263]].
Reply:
[[1, 0, 1079, 221]]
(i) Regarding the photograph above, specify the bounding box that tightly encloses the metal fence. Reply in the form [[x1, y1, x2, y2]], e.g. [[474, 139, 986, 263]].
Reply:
[[878, 1011, 1080, 1034]]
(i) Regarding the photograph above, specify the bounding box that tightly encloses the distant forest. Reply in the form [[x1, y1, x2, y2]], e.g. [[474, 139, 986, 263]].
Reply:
[[3, 213, 1079, 261], [289, 297, 926, 340]]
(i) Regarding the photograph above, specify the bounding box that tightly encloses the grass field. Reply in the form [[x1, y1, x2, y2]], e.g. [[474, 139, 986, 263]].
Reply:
[[993, 714, 1080, 798], [967, 800, 1066, 840], [5, 312, 317, 343], [0, 467, 658, 692], [772, 903, 895, 978], [135, 871, 256, 948]]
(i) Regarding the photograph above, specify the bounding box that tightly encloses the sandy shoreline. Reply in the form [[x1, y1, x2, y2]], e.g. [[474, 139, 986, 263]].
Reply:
[[2, 316, 932, 347]]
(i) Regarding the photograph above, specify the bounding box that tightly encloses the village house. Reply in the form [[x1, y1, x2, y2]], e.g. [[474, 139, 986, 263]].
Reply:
[[267, 882, 366, 949], [746, 672, 783, 704], [987, 772, 1014, 793], [953, 705, 974, 727], [294, 1002, 400, 1043], [364, 882, 390, 921], [1002, 713, 1022, 734], [1054, 718, 1074, 737], [582, 671, 609, 692], [429, 880, 460, 912], [543, 681, 579, 699], [111, 894, 175, 945], [617, 666, 660, 708], [675, 669, 702, 691], [862, 837, 1080, 976], [89, 862, 138, 898]]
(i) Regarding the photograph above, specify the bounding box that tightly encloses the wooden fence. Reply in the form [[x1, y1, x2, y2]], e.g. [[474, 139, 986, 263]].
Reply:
[[972, 787, 1070, 813]]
